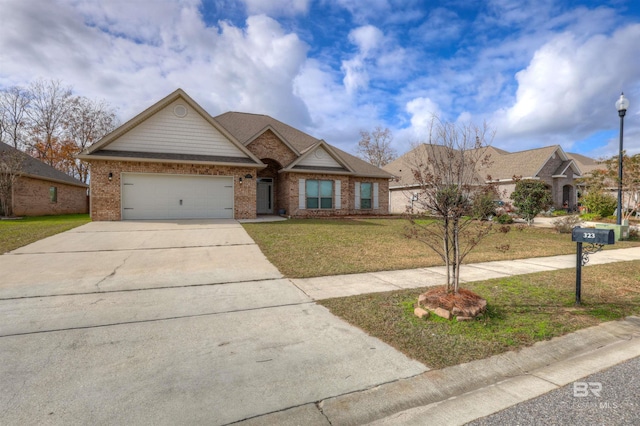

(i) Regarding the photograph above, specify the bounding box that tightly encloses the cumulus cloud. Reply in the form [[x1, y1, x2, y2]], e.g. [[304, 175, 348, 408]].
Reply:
[[348, 25, 384, 55], [495, 23, 640, 153], [403, 97, 440, 138], [0, 0, 312, 126]]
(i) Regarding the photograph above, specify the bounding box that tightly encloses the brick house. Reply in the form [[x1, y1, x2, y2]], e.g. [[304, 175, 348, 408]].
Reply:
[[0, 142, 88, 217], [384, 144, 590, 214], [79, 89, 392, 221]]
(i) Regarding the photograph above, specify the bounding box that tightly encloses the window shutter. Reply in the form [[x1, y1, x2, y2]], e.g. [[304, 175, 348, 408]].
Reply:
[[299, 179, 306, 210], [335, 180, 341, 209], [373, 182, 379, 209], [354, 182, 361, 209]]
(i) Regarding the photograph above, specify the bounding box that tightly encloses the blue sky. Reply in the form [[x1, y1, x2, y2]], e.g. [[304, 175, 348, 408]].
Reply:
[[1, 0, 639, 159]]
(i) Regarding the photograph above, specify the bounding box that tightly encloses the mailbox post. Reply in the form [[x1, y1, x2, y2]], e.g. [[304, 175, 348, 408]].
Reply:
[[571, 228, 615, 305]]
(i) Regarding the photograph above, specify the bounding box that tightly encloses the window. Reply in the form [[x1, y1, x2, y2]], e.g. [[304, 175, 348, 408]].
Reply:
[[306, 180, 333, 209], [360, 183, 372, 209], [355, 181, 378, 209], [49, 186, 57, 203]]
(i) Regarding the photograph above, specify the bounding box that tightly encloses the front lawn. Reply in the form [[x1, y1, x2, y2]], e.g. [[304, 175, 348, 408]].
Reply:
[[0, 214, 91, 254], [242, 218, 640, 278], [319, 260, 640, 369]]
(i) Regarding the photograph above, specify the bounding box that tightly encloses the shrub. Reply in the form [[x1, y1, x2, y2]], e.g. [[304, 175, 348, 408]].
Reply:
[[472, 191, 497, 220], [552, 215, 583, 233], [580, 212, 601, 221], [510, 179, 553, 225], [495, 213, 513, 224], [581, 191, 617, 218], [552, 209, 567, 216]]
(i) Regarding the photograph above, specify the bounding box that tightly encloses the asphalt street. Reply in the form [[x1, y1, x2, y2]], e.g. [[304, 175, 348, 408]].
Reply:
[[468, 355, 640, 426]]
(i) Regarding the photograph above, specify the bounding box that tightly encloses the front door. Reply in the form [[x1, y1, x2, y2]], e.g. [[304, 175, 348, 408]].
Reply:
[[257, 178, 273, 214]]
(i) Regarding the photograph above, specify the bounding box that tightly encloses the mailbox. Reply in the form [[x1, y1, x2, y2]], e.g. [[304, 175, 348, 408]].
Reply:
[[572, 227, 615, 245]]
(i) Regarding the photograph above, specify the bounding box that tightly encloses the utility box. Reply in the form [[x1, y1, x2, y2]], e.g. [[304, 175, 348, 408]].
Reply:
[[572, 227, 615, 245], [595, 223, 629, 241]]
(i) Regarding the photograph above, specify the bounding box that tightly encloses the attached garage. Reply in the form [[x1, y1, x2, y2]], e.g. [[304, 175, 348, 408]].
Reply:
[[121, 173, 234, 220]]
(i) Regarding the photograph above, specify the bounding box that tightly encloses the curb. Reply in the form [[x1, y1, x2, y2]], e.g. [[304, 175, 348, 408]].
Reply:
[[236, 316, 640, 425]]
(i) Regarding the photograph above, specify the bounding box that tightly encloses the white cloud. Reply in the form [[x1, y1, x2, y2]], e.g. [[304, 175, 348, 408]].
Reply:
[[402, 97, 440, 140], [242, 0, 310, 16], [0, 0, 313, 126], [496, 23, 640, 149], [348, 25, 384, 55]]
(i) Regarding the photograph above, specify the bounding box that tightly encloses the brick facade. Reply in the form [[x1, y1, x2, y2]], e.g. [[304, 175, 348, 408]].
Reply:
[[88, 160, 258, 221], [246, 130, 297, 166], [280, 172, 389, 218], [12, 176, 88, 216]]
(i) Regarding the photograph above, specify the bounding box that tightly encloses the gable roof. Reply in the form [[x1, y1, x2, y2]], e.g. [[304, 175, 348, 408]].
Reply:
[[385, 144, 488, 188], [0, 142, 87, 188], [283, 140, 354, 174], [214, 111, 393, 178], [567, 152, 604, 175], [480, 145, 581, 181], [385, 143, 588, 187], [79, 89, 264, 167]]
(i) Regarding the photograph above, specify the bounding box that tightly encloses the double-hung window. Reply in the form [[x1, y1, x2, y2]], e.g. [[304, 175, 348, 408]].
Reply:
[[355, 182, 379, 209], [306, 180, 333, 209], [49, 186, 58, 203], [360, 183, 372, 209]]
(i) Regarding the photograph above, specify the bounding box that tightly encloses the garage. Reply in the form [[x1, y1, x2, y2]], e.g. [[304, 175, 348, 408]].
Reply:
[[121, 173, 234, 220]]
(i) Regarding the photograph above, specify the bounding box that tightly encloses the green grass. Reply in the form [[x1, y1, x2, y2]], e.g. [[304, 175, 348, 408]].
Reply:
[[319, 260, 640, 369], [243, 218, 640, 278], [0, 214, 91, 254]]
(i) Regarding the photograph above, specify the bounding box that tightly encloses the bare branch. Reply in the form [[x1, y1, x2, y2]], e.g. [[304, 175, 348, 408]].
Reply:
[[357, 126, 397, 167]]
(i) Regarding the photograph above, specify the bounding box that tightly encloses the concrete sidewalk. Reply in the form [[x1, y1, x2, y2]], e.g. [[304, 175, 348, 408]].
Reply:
[[243, 247, 640, 425], [292, 246, 640, 300]]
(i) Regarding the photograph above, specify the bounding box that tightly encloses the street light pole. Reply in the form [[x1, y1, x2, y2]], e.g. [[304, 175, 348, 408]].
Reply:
[[615, 93, 629, 226]]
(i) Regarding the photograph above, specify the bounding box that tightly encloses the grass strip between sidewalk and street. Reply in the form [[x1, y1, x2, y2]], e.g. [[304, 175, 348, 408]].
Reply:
[[0, 214, 91, 254], [319, 260, 640, 369]]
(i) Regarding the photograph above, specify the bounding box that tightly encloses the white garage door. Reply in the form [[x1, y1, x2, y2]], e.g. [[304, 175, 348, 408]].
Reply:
[[121, 173, 234, 220]]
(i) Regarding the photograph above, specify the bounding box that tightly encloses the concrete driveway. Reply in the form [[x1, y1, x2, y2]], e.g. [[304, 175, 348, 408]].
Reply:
[[0, 220, 426, 425]]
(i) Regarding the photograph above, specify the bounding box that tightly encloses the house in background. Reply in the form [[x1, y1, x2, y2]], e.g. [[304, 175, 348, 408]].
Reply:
[[0, 142, 88, 217], [79, 89, 392, 221], [384, 144, 593, 214]]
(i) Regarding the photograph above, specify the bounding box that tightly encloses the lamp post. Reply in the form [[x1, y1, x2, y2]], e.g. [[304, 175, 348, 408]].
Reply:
[[615, 93, 629, 225]]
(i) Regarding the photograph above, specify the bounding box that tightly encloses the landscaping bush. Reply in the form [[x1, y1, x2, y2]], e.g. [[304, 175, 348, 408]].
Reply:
[[510, 179, 552, 225], [495, 213, 513, 224], [580, 212, 601, 221], [471, 191, 497, 220], [581, 191, 617, 218], [552, 215, 583, 233], [552, 209, 568, 216]]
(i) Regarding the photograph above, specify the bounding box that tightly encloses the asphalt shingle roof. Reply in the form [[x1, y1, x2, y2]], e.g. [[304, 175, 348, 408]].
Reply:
[[0, 142, 87, 187], [385, 144, 600, 186], [214, 111, 392, 178]]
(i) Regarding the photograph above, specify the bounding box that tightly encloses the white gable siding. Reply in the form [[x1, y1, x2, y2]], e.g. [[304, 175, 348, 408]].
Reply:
[[297, 147, 342, 168], [107, 100, 247, 158]]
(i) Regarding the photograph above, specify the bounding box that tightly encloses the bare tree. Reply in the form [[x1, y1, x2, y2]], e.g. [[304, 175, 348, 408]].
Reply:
[[0, 144, 25, 217], [0, 86, 31, 150], [65, 96, 119, 183], [26, 79, 72, 166], [357, 126, 397, 167], [406, 117, 497, 293]]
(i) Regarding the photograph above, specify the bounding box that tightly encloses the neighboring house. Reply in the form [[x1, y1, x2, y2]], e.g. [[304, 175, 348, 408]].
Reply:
[[0, 142, 88, 217], [78, 89, 392, 221], [384, 144, 589, 214]]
